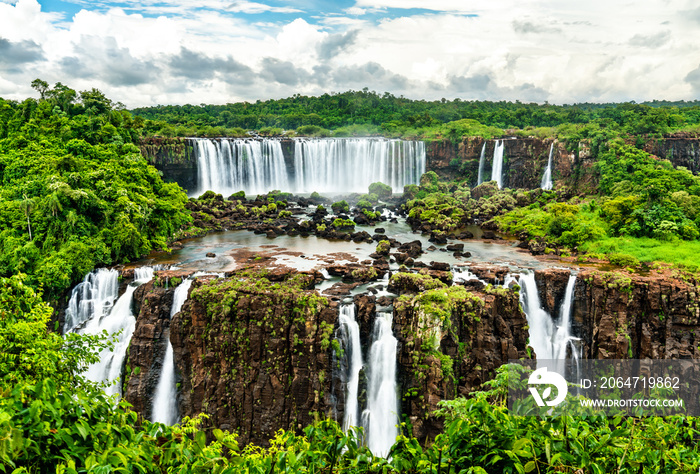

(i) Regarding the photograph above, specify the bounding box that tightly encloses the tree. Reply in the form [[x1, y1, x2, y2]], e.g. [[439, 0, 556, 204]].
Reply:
[[30, 78, 49, 100], [19, 195, 35, 241]]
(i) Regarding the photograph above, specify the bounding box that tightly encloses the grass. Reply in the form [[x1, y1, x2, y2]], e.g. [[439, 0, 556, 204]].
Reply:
[[580, 236, 700, 269]]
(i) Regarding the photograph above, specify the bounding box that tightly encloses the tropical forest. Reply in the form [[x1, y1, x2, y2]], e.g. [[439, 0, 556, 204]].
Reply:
[[2, 79, 700, 474]]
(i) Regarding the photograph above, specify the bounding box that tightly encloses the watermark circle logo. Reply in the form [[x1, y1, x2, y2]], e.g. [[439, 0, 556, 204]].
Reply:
[[528, 367, 568, 407]]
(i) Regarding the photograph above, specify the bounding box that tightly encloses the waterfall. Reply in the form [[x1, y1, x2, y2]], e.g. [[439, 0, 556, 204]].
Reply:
[[476, 142, 486, 185], [453, 266, 487, 285], [73, 267, 154, 397], [553, 275, 580, 363], [337, 304, 364, 433], [151, 278, 193, 425], [492, 140, 505, 189], [362, 310, 399, 457], [193, 137, 426, 196], [64, 268, 119, 334], [518, 272, 579, 372], [541, 143, 554, 190]]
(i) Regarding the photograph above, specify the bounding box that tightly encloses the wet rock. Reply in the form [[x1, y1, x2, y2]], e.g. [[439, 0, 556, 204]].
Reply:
[[374, 228, 385, 234], [397, 240, 423, 259], [481, 231, 500, 240], [124, 282, 176, 416], [206, 252, 216, 258], [429, 231, 447, 244], [428, 270, 453, 285], [429, 261, 451, 272], [446, 243, 464, 252], [457, 231, 474, 239], [394, 279, 528, 440]]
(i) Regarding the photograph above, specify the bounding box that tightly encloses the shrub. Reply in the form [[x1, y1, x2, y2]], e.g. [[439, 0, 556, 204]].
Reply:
[[369, 182, 392, 199]]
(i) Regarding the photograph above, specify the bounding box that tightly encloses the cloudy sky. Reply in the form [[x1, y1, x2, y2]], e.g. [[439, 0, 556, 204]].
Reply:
[[1, 0, 699, 107]]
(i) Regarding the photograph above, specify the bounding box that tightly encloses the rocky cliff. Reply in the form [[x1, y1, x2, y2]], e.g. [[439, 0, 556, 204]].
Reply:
[[121, 263, 700, 446], [533, 267, 700, 359], [139, 137, 197, 193], [167, 272, 337, 446], [124, 279, 177, 416], [425, 137, 594, 191], [390, 273, 529, 440], [644, 135, 700, 174]]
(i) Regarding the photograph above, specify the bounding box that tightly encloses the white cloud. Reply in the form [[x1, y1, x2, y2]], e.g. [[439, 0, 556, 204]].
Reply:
[[0, 0, 698, 106], [227, 2, 302, 14], [345, 7, 366, 15]]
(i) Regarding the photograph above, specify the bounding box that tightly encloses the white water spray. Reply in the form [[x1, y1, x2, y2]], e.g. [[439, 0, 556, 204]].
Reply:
[[518, 272, 579, 372], [541, 143, 554, 191], [362, 310, 399, 457], [476, 142, 487, 185], [338, 304, 364, 432], [64, 268, 119, 334], [151, 278, 193, 425], [72, 267, 154, 397], [492, 140, 505, 189], [193, 137, 426, 196]]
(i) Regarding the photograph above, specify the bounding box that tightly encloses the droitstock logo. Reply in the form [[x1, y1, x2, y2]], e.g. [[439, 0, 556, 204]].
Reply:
[[528, 367, 568, 407]]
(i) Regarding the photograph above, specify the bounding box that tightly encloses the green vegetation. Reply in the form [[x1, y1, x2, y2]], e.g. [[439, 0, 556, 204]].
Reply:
[[368, 181, 392, 199], [3, 275, 699, 472], [132, 88, 700, 140], [0, 81, 189, 298], [331, 200, 350, 214]]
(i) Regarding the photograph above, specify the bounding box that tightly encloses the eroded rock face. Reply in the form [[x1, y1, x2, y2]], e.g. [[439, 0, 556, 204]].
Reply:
[[124, 281, 176, 416], [392, 283, 529, 441], [168, 274, 337, 446], [573, 269, 700, 359], [644, 136, 700, 174], [529, 268, 700, 360], [139, 137, 197, 193], [123, 262, 700, 448]]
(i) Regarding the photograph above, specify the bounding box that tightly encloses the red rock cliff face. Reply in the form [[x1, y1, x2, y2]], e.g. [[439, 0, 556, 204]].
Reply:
[[532, 267, 700, 359], [573, 269, 700, 359], [168, 274, 337, 446]]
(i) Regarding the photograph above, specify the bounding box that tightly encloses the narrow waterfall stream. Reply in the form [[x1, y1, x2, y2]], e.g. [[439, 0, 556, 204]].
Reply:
[[193, 137, 426, 196], [337, 304, 364, 432], [492, 140, 504, 188], [151, 278, 193, 425], [362, 310, 399, 458], [71, 267, 154, 397], [476, 142, 487, 185], [518, 272, 579, 371], [541, 143, 554, 190]]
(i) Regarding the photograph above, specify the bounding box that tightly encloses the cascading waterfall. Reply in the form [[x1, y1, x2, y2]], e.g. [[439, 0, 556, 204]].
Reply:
[[337, 304, 364, 433], [541, 143, 554, 190], [64, 268, 119, 334], [151, 278, 193, 425], [193, 137, 426, 196], [195, 138, 288, 197], [476, 142, 487, 186], [73, 267, 154, 397], [362, 310, 399, 457], [518, 272, 579, 372], [492, 140, 505, 189], [553, 275, 580, 363]]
